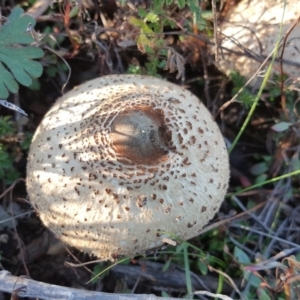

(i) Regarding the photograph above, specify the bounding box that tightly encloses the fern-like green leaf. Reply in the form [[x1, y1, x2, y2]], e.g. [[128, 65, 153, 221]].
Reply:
[[177, 0, 186, 9], [0, 7, 44, 99], [144, 12, 159, 23]]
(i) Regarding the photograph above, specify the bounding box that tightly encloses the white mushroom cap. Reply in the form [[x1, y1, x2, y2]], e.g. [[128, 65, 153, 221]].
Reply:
[[27, 74, 229, 260], [215, 0, 300, 87]]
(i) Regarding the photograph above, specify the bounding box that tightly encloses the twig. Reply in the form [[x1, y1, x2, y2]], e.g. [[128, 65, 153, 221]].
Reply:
[[0, 178, 25, 200], [27, 0, 52, 19], [26, 24, 71, 93], [207, 265, 244, 300], [194, 291, 233, 300], [0, 270, 189, 300], [199, 45, 211, 110], [279, 17, 300, 119], [230, 224, 300, 249], [231, 196, 274, 233], [211, 0, 219, 62], [64, 247, 95, 278], [8, 187, 29, 276], [219, 47, 277, 112], [65, 257, 111, 268], [264, 219, 289, 258], [197, 200, 266, 235]]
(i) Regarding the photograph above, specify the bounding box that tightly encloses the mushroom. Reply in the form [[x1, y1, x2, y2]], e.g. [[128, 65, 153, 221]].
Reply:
[[215, 0, 300, 87], [27, 74, 229, 260]]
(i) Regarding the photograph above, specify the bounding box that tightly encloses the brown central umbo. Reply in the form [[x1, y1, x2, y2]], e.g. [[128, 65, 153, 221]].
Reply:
[[109, 105, 169, 165]]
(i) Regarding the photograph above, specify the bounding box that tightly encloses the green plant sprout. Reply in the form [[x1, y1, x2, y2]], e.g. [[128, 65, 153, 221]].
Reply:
[[86, 230, 228, 296], [127, 0, 205, 77], [228, 1, 286, 154], [230, 71, 257, 109], [88, 257, 130, 284], [128, 11, 168, 76], [0, 7, 44, 99], [225, 1, 300, 202], [0, 116, 21, 183]]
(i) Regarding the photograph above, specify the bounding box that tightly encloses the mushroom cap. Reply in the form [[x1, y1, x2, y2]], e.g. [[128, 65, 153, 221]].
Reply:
[[27, 74, 229, 260], [215, 0, 300, 87]]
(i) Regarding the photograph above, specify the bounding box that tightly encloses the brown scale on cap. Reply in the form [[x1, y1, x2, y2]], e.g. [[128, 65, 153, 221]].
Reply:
[[27, 74, 230, 260]]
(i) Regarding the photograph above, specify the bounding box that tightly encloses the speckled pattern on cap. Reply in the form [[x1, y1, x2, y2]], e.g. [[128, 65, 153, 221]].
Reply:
[[27, 74, 230, 260]]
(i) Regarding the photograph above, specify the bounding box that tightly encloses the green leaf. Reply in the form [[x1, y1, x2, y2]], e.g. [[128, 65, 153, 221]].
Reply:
[[128, 16, 145, 27], [177, 0, 186, 9], [243, 270, 263, 288], [197, 259, 208, 275], [292, 157, 300, 172], [153, 0, 165, 9], [208, 240, 223, 251], [0, 116, 14, 135], [234, 246, 251, 265], [162, 259, 172, 271], [69, 5, 79, 18], [271, 121, 292, 132], [0, 7, 44, 98], [4, 168, 21, 184], [0, 47, 43, 83], [250, 162, 269, 176], [0, 7, 36, 45], [0, 150, 12, 168], [257, 287, 271, 300], [21, 132, 33, 150], [161, 291, 170, 298], [28, 77, 41, 91], [129, 17, 154, 34], [144, 12, 159, 23], [137, 7, 147, 18], [254, 174, 268, 185], [0, 62, 18, 98]]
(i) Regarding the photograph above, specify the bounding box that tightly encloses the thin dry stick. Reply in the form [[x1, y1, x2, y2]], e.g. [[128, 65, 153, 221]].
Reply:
[[279, 17, 300, 119], [0, 178, 32, 277], [231, 196, 274, 233], [0, 270, 188, 300], [207, 265, 244, 300], [264, 219, 289, 258], [194, 291, 233, 300], [65, 257, 112, 268], [0, 178, 25, 200], [131, 275, 141, 294], [63, 247, 93, 274], [211, 0, 219, 62], [197, 200, 267, 235], [199, 46, 211, 108], [8, 187, 30, 277], [212, 78, 228, 119], [218, 47, 277, 112], [244, 248, 300, 272], [173, 263, 211, 292], [0, 211, 32, 225], [230, 224, 300, 249], [26, 23, 71, 94]]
